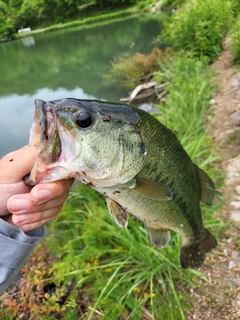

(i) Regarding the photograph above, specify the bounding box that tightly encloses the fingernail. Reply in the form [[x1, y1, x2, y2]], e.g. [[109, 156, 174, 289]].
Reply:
[[35, 189, 52, 204], [12, 214, 28, 224], [8, 199, 29, 212]]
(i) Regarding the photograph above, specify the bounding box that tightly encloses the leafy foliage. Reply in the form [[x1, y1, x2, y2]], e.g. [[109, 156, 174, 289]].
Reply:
[[0, 0, 139, 38], [0, 1, 14, 39], [231, 14, 240, 64], [161, 0, 186, 8], [159, 0, 233, 62]]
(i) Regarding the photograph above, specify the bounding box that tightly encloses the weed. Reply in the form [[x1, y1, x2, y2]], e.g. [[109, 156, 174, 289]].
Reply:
[[104, 47, 172, 89]]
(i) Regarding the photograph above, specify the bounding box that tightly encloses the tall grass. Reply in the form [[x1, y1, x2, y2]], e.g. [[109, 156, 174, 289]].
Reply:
[[154, 55, 216, 162], [43, 54, 219, 319], [47, 185, 205, 320], [1, 55, 220, 320]]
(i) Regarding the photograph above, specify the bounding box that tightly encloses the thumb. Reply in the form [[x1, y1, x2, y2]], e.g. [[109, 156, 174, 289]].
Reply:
[[0, 145, 37, 183]]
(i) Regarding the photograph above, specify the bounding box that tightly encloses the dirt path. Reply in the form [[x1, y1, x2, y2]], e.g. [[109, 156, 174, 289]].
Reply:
[[186, 39, 240, 320]]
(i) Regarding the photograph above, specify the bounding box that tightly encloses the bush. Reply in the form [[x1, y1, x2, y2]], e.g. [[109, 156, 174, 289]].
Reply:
[[161, 0, 186, 8], [159, 0, 233, 62], [231, 14, 240, 63], [0, 1, 14, 39], [105, 47, 172, 89]]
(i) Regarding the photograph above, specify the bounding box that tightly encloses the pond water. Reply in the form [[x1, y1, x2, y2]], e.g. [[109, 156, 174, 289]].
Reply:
[[0, 13, 167, 157]]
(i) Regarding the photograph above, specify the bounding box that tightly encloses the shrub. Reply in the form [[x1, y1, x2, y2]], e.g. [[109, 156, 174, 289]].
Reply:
[[231, 14, 240, 63], [0, 1, 14, 39], [105, 47, 172, 89], [161, 0, 186, 8], [159, 0, 233, 62]]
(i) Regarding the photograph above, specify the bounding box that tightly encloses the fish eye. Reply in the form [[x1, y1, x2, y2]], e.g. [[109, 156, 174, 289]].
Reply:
[[74, 112, 93, 128]]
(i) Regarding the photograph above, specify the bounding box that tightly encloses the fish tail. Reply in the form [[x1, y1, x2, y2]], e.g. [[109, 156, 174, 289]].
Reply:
[[180, 228, 217, 269]]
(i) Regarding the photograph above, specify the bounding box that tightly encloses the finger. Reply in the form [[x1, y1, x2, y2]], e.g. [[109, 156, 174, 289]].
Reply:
[[0, 145, 37, 183], [30, 178, 74, 205], [12, 204, 63, 230], [17, 217, 57, 233], [0, 182, 32, 216], [7, 190, 69, 215], [7, 178, 74, 213]]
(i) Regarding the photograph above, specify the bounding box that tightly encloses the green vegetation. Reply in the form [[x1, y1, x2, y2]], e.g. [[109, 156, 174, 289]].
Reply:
[[154, 55, 215, 161], [14, 8, 137, 39], [0, 14, 166, 99], [231, 14, 240, 63], [160, 0, 234, 62], [0, 0, 165, 40], [0, 0, 143, 39], [2, 0, 240, 318], [161, 0, 185, 8], [1, 54, 221, 319], [105, 47, 172, 89]]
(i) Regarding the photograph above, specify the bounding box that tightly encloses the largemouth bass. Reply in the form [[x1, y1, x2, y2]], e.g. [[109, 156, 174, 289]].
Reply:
[[25, 98, 217, 268]]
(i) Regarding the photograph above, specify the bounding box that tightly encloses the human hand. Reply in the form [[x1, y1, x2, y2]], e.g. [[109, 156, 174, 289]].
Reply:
[[0, 146, 74, 233]]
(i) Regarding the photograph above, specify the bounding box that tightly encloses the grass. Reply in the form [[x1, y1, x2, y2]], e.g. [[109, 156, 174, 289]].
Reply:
[[1, 8, 226, 318], [0, 52, 222, 319], [2, 53, 221, 320], [0, 53, 223, 320], [46, 184, 207, 320], [57, 54, 221, 319], [15, 9, 137, 39], [154, 54, 216, 160]]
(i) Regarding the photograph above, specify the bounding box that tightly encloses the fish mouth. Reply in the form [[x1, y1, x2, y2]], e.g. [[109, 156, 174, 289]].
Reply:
[[25, 99, 62, 185], [33, 99, 61, 163], [37, 99, 54, 146]]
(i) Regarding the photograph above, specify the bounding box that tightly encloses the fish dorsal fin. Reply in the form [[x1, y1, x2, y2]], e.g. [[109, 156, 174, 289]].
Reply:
[[147, 225, 170, 247], [106, 198, 128, 228], [194, 165, 215, 206], [132, 177, 173, 200]]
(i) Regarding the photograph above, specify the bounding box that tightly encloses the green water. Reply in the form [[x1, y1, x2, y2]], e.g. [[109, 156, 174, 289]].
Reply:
[[0, 13, 166, 156]]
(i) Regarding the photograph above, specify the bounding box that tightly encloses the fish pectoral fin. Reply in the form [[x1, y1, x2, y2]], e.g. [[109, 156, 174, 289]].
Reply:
[[132, 178, 173, 200], [106, 198, 128, 228], [147, 225, 170, 247], [194, 165, 215, 206]]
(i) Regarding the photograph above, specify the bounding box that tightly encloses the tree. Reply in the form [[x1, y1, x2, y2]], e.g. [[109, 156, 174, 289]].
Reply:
[[0, 1, 14, 39]]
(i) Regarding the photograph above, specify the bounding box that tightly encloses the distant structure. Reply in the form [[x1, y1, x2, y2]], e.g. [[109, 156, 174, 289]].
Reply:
[[18, 27, 31, 34], [18, 27, 35, 47]]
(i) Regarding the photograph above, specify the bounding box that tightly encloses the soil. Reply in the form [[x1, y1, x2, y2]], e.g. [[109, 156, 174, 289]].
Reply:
[[185, 38, 240, 320]]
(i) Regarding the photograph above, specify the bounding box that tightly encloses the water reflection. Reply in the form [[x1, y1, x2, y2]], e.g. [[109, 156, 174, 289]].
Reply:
[[21, 36, 35, 47], [0, 13, 167, 157], [0, 87, 95, 156]]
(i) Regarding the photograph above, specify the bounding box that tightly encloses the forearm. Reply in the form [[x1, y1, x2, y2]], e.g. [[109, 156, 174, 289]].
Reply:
[[0, 218, 45, 295]]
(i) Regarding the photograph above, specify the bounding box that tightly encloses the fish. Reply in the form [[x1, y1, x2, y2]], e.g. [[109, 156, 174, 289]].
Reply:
[[25, 98, 217, 269]]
